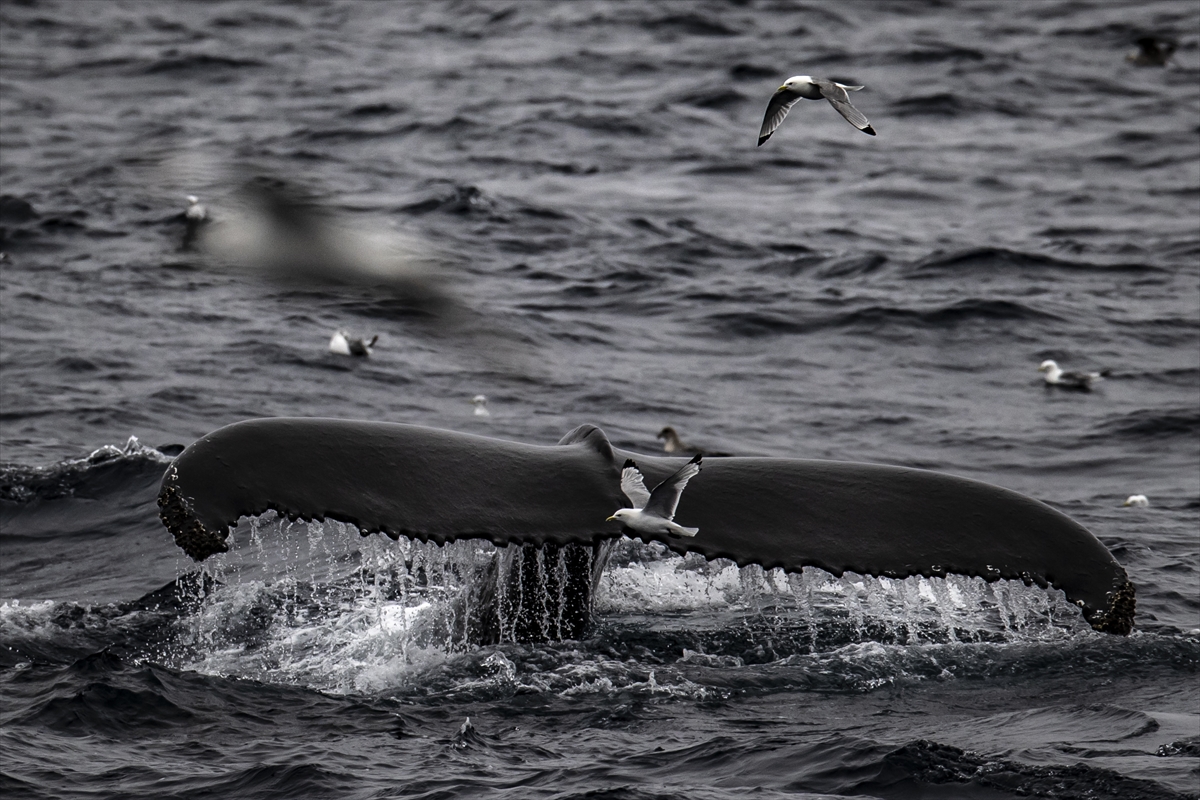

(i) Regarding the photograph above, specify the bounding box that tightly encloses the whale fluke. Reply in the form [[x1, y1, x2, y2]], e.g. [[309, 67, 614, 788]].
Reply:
[[157, 418, 1135, 635]]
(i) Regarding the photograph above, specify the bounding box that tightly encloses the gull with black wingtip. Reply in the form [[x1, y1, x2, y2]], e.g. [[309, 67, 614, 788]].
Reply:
[[1038, 359, 1109, 391], [607, 454, 703, 538], [758, 75, 876, 145]]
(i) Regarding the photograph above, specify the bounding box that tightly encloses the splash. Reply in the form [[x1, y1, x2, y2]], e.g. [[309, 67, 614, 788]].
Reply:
[[597, 539, 1088, 646], [167, 517, 1094, 696]]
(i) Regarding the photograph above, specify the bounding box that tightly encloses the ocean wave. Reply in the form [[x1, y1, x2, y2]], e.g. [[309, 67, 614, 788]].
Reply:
[[728, 63, 777, 81], [891, 44, 989, 63], [140, 53, 266, 75], [345, 101, 406, 117], [559, 112, 652, 136], [708, 298, 1059, 337], [296, 123, 417, 142], [670, 88, 748, 111], [879, 739, 1184, 800], [889, 92, 1028, 118], [645, 12, 739, 38], [399, 184, 497, 217], [1092, 408, 1200, 440], [0, 195, 93, 252], [0, 194, 38, 223], [209, 11, 300, 29], [909, 246, 1162, 274], [0, 437, 173, 505]]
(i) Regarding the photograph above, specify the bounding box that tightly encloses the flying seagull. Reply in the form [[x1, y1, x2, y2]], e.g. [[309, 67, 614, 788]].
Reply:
[[1038, 359, 1109, 391], [329, 330, 377, 357], [758, 75, 876, 145], [607, 454, 703, 538]]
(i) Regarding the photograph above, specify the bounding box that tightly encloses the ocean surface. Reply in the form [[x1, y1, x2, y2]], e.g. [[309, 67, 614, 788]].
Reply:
[[1, 1, 1198, 798]]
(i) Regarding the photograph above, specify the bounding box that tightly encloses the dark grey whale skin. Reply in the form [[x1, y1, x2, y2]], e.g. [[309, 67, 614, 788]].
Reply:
[[157, 418, 1135, 635]]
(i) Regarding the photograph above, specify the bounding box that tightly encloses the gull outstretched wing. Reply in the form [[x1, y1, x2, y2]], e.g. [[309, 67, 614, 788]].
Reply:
[[813, 80, 876, 135], [643, 454, 702, 521], [758, 89, 800, 146], [620, 460, 652, 509]]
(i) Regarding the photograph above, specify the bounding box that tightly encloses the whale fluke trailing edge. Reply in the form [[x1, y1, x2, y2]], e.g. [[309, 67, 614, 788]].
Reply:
[[157, 419, 1135, 636]]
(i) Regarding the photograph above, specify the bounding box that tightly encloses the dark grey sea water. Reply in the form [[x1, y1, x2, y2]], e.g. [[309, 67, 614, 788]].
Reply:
[[1, 1, 1198, 798]]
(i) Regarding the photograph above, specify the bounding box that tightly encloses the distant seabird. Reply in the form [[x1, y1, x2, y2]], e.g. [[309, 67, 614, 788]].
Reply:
[[1127, 36, 1176, 67], [1038, 359, 1110, 391], [657, 426, 701, 455], [185, 195, 207, 222], [608, 454, 703, 538], [472, 394, 491, 417], [329, 330, 377, 357], [1122, 494, 1149, 508], [657, 426, 731, 457], [182, 195, 208, 250], [758, 75, 876, 145]]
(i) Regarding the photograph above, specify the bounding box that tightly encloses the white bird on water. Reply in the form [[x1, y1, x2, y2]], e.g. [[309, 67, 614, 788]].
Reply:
[[329, 330, 377, 357], [472, 394, 491, 417], [758, 75, 876, 145], [185, 195, 207, 222], [1038, 359, 1109, 391], [182, 195, 208, 250], [1123, 494, 1149, 508], [607, 454, 703, 538]]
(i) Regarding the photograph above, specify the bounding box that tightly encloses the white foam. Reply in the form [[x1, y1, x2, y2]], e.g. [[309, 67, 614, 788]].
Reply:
[[166, 519, 1093, 696]]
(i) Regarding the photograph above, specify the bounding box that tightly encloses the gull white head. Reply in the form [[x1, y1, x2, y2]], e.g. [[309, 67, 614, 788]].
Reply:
[[606, 508, 635, 523], [779, 75, 820, 99], [781, 75, 814, 88], [472, 394, 490, 417], [1038, 360, 1062, 380], [1122, 494, 1149, 507]]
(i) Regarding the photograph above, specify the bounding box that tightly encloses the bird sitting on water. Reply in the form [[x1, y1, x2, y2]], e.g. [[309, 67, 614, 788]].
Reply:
[[182, 194, 208, 250], [657, 426, 731, 457], [657, 426, 702, 455], [607, 454, 703, 538], [1038, 359, 1110, 391], [758, 75, 876, 145], [1127, 36, 1176, 67], [1122, 494, 1149, 508], [472, 394, 490, 417], [329, 330, 377, 357]]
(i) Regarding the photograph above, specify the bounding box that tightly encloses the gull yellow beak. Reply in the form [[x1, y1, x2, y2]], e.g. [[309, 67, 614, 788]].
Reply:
[[606, 515, 618, 522], [777, 85, 788, 92]]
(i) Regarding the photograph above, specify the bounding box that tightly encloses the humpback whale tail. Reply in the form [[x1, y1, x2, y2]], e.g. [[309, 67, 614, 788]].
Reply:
[[157, 419, 1135, 640]]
